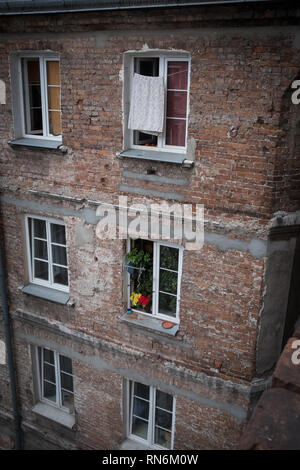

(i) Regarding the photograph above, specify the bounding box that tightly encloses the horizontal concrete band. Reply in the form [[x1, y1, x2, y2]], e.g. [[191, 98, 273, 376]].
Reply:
[[0, 195, 268, 258], [7, 309, 249, 423], [1, 26, 300, 49]]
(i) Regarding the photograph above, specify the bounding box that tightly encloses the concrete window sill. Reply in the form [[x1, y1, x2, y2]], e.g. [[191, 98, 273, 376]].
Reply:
[[120, 438, 153, 450], [118, 149, 193, 167], [8, 138, 63, 151], [120, 312, 179, 336], [32, 402, 75, 429], [22, 283, 69, 305]]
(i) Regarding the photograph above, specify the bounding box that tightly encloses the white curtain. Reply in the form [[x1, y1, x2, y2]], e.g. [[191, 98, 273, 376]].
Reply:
[[128, 73, 165, 135]]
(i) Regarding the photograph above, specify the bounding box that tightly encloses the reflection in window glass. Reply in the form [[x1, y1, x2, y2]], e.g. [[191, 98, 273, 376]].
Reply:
[[37, 347, 74, 413], [22, 56, 61, 138], [129, 381, 174, 449], [28, 218, 68, 290]]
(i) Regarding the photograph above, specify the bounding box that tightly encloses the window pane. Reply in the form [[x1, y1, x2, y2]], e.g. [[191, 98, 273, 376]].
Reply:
[[52, 244, 67, 266], [158, 292, 177, 317], [156, 390, 173, 412], [29, 84, 41, 108], [159, 269, 178, 295], [27, 59, 40, 83], [25, 59, 43, 134], [133, 397, 149, 420], [43, 363, 56, 383], [34, 260, 48, 281], [47, 61, 61, 135], [43, 348, 54, 365], [49, 110, 61, 136], [154, 427, 171, 449], [166, 119, 186, 147], [47, 61, 60, 86], [132, 416, 148, 440], [167, 91, 187, 119], [29, 108, 43, 133], [129, 240, 153, 313], [134, 57, 159, 77], [48, 86, 60, 110], [160, 246, 179, 271], [155, 408, 172, 430], [61, 372, 74, 392], [134, 130, 157, 147], [167, 61, 188, 90], [43, 381, 56, 403], [34, 239, 48, 260], [33, 219, 46, 239], [134, 382, 150, 401], [51, 224, 66, 245], [61, 390, 74, 413], [59, 355, 72, 374], [53, 265, 68, 286]]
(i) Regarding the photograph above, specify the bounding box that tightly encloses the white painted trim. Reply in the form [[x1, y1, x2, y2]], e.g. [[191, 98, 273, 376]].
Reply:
[[36, 346, 74, 415], [124, 52, 190, 155], [25, 215, 69, 292], [127, 379, 175, 450], [127, 238, 182, 323], [9, 52, 62, 141]]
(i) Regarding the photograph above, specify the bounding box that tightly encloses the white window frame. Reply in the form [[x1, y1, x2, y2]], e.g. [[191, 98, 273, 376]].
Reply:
[[10, 51, 62, 141], [126, 380, 176, 450], [127, 239, 183, 324], [25, 215, 69, 292], [35, 346, 74, 414], [124, 51, 190, 155]]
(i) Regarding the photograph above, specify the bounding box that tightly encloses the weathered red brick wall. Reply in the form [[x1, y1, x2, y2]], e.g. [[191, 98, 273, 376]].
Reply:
[[0, 200, 264, 381], [0, 2, 299, 450], [239, 319, 300, 450], [0, 4, 299, 216]]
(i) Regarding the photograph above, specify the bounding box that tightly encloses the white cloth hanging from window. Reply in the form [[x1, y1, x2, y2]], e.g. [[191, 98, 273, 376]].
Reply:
[[128, 73, 165, 135]]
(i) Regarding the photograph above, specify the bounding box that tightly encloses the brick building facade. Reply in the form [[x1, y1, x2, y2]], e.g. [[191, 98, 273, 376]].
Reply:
[[0, 0, 299, 450]]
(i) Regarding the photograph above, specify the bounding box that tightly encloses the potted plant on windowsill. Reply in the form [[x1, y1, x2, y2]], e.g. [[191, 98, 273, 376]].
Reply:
[[130, 292, 151, 313], [126, 247, 153, 314]]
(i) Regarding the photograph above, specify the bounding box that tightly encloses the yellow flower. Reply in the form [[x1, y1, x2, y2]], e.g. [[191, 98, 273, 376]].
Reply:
[[130, 292, 142, 306]]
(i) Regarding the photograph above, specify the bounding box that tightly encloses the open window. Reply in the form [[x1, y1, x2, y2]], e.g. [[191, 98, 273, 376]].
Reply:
[[10, 52, 62, 146], [126, 239, 182, 323], [122, 51, 190, 162]]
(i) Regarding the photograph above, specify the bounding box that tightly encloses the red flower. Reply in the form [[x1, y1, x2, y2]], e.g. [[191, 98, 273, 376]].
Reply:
[[139, 295, 150, 306]]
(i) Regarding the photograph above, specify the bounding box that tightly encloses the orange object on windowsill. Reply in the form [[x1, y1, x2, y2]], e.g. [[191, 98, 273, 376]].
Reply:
[[162, 321, 175, 329]]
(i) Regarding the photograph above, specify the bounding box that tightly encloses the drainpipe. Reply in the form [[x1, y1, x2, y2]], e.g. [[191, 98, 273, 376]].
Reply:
[[0, 232, 22, 449]]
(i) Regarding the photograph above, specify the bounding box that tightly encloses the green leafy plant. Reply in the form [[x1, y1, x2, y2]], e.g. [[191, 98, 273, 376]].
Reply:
[[126, 248, 151, 267], [126, 247, 153, 301]]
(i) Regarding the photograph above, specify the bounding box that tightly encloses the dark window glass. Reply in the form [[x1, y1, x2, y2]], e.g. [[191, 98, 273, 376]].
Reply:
[[33, 219, 46, 239], [59, 355, 72, 374], [156, 390, 173, 412], [51, 224, 66, 245], [52, 244, 67, 266], [34, 260, 48, 281], [34, 239, 48, 260], [53, 265, 68, 286]]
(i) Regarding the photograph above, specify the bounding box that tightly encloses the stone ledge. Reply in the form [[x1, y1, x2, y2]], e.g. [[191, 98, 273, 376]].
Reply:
[[8, 138, 63, 151], [118, 149, 185, 164], [32, 402, 76, 430], [120, 438, 152, 450], [239, 388, 300, 450], [22, 284, 70, 305], [273, 336, 300, 393], [240, 317, 300, 450], [120, 312, 179, 337]]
